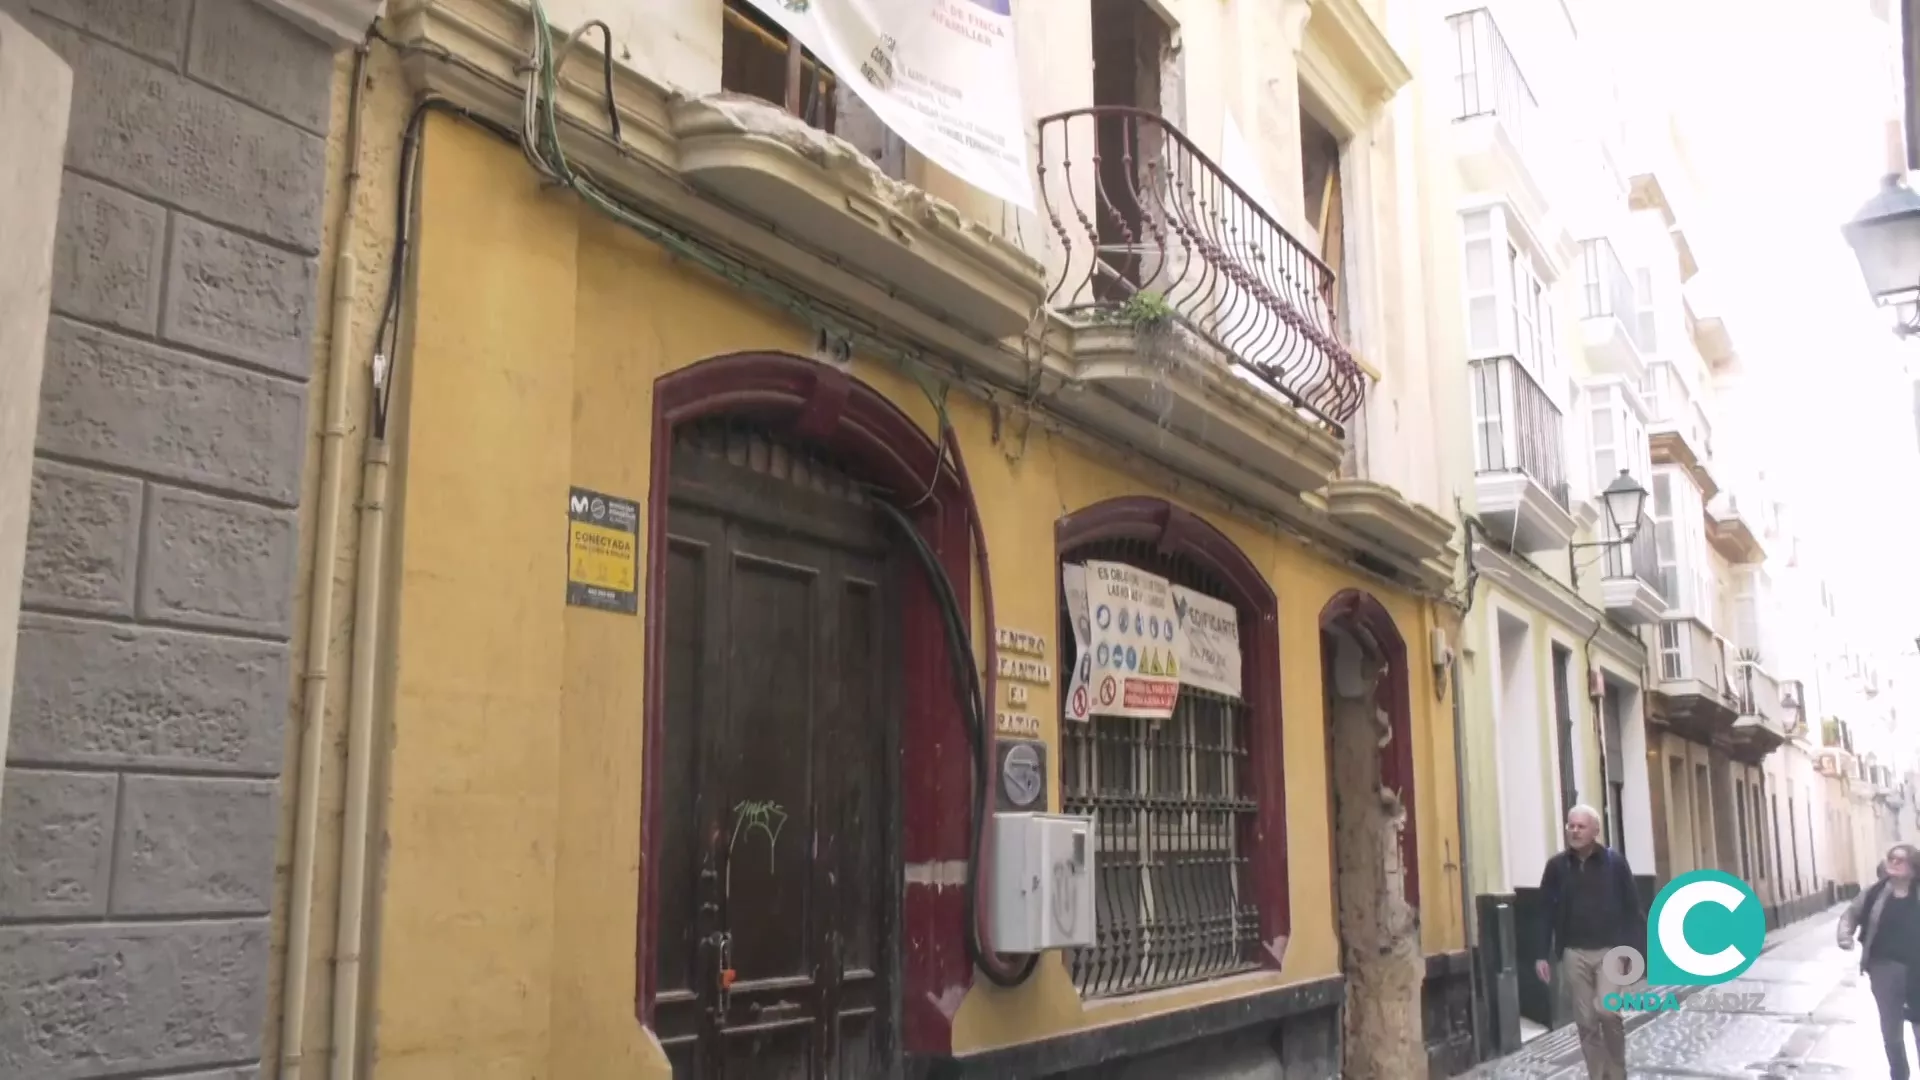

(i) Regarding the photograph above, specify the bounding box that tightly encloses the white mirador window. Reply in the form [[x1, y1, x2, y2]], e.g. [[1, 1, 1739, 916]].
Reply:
[[1651, 464, 1716, 620], [1633, 268, 1658, 352], [1651, 471, 1679, 606], [1463, 210, 1499, 353], [1511, 243, 1553, 378], [1458, 205, 1562, 402], [1584, 381, 1650, 505], [1733, 567, 1765, 661]]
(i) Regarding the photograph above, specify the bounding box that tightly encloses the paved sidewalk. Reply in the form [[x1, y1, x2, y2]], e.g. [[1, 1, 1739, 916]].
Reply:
[[1468, 903, 1898, 1078]]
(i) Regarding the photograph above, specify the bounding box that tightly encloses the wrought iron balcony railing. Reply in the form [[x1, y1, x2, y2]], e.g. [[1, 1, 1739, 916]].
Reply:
[[1035, 106, 1366, 434], [1448, 8, 1537, 156], [1467, 356, 1569, 508], [1603, 513, 1661, 590]]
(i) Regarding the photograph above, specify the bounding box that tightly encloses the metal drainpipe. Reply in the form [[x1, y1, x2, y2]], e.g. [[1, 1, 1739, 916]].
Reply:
[[1450, 654, 1484, 1063], [1905, 0, 1919, 171]]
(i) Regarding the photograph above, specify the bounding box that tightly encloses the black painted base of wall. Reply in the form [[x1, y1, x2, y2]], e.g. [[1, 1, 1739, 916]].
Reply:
[[1423, 951, 1476, 1078], [1766, 883, 1840, 930]]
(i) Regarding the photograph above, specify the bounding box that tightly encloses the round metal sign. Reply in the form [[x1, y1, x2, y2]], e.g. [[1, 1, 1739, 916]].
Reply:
[[1001, 742, 1044, 808]]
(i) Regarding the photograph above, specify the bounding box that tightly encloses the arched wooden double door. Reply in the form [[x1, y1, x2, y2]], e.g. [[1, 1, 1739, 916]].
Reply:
[[652, 419, 899, 1078]]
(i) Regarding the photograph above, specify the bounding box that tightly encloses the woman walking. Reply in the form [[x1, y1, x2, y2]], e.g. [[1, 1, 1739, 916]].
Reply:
[[1841, 843, 1920, 1079]]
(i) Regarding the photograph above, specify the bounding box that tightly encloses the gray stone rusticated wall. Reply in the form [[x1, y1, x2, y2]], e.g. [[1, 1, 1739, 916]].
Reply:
[[0, 1, 332, 1076]]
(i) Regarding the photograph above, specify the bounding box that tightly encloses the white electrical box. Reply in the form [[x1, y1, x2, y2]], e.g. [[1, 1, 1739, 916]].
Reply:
[[989, 812, 1097, 952]]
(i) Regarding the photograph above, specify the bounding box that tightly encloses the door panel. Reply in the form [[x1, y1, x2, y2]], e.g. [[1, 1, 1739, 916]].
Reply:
[[655, 425, 896, 1079], [657, 512, 726, 1069], [722, 546, 820, 987]]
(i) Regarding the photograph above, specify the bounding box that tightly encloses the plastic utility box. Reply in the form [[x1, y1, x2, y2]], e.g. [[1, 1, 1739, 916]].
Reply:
[[989, 812, 1097, 952]]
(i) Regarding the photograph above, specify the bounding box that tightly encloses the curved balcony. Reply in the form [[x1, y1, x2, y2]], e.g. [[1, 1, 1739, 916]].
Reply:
[[1035, 106, 1365, 437]]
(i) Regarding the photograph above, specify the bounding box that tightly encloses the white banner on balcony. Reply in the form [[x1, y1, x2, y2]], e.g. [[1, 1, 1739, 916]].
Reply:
[[745, 0, 1034, 209]]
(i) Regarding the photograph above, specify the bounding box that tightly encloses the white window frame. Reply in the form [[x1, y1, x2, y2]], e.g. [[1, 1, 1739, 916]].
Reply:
[[1649, 465, 1716, 628], [1633, 267, 1658, 352], [1462, 209, 1500, 356], [1651, 469, 1681, 608], [1460, 205, 1563, 406]]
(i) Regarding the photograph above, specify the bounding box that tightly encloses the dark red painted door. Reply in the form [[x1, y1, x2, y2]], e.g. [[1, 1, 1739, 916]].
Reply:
[[653, 425, 895, 1079]]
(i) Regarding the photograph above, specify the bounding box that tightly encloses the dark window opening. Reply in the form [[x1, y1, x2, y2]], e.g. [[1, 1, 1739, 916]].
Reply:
[[1551, 644, 1576, 818], [721, 0, 837, 131], [1090, 0, 1172, 300], [1299, 102, 1346, 324], [1734, 778, 1750, 880], [1058, 537, 1261, 999], [719, 0, 908, 178]]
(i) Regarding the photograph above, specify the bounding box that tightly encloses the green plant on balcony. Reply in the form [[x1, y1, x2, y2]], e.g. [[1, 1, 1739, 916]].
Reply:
[[1113, 289, 1173, 330], [1823, 717, 1842, 747]]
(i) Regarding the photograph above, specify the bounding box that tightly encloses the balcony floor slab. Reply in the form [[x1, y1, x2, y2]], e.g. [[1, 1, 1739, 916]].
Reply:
[[1475, 470, 1576, 555]]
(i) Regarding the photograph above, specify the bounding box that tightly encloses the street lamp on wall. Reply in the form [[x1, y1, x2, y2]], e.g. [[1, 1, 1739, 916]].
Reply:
[[1568, 470, 1651, 589], [1597, 469, 1649, 541], [1843, 173, 1920, 337]]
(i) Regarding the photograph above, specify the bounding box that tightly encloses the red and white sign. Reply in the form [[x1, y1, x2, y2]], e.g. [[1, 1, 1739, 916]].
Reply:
[[1085, 560, 1182, 721]]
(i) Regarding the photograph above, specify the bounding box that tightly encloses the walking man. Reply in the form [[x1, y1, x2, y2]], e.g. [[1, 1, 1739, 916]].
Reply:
[[1534, 804, 1648, 1080]]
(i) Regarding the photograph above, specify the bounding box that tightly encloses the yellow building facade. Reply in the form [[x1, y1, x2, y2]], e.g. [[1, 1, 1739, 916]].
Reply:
[[268, 0, 1477, 1076]]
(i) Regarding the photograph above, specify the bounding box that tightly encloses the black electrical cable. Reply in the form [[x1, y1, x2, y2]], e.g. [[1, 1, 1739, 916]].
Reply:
[[872, 494, 1038, 988], [372, 97, 518, 439]]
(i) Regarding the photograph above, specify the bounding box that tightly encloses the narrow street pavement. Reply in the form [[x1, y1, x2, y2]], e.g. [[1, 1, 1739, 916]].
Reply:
[[1470, 903, 1901, 1078]]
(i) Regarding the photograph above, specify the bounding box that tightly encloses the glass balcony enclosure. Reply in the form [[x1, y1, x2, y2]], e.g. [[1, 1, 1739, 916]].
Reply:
[[1642, 361, 1714, 462], [1649, 465, 1717, 617]]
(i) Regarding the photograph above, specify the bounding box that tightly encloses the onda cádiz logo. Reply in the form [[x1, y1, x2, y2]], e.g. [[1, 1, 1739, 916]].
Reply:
[[1601, 870, 1767, 1014]]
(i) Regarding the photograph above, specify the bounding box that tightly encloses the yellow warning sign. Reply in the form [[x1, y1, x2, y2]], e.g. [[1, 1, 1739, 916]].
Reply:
[[566, 487, 639, 614], [570, 523, 635, 589]]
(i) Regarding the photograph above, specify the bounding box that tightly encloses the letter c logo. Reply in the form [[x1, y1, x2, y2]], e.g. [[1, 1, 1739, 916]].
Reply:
[[1646, 870, 1764, 985], [1658, 880, 1749, 978]]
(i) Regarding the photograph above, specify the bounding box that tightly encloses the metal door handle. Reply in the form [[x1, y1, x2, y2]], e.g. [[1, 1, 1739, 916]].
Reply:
[[750, 1001, 803, 1021]]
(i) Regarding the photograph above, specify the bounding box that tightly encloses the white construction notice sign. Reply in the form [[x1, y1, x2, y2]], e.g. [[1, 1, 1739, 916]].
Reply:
[[1085, 561, 1182, 720], [745, 0, 1034, 208], [1173, 585, 1241, 699]]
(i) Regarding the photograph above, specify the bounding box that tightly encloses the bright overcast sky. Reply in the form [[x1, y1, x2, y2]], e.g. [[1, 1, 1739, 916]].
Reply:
[[1621, 0, 1920, 649]]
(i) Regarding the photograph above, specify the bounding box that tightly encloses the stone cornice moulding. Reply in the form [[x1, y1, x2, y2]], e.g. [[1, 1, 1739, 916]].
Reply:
[[1299, 0, 1412, 134], [386, 0, 1061, 379], [1474, 544, 1645, 664], [256, 0, 385, 47]]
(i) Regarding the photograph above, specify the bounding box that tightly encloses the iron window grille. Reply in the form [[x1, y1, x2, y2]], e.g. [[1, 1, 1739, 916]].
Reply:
[[1058, 539, 1262, 999]]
